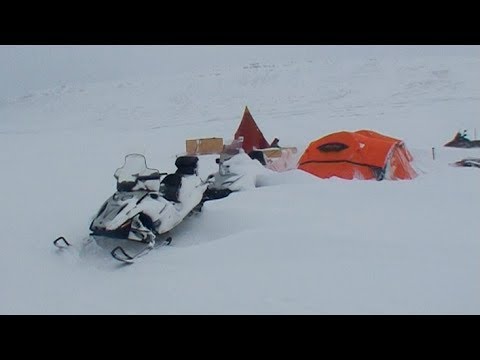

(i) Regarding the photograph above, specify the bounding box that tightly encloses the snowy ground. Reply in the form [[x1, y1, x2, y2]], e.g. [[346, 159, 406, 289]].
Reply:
[[0, 45, 479, 314]]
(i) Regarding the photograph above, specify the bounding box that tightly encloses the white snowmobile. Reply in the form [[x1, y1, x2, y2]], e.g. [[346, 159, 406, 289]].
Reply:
[[54, 153, 210, 263], [202, 152, 241, 201], [202, 148, 270, 202]]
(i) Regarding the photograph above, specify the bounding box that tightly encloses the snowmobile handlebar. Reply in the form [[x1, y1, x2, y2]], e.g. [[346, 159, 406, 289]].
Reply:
[[135, 173, 168, 181]]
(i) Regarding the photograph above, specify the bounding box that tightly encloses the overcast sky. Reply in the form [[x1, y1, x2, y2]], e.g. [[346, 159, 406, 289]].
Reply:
[[1, 45, 479, 100]]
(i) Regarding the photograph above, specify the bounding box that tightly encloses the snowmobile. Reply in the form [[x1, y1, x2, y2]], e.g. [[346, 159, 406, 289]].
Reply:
[[450, 158, 480, 168], [201, 152, 239, 201], [444, 131, 480, 148], [54, 153, 210, 263], [202, 150, 260, 201]]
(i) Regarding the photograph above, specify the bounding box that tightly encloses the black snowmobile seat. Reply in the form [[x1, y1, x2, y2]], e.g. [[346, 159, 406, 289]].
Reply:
[[175, 156, 199, 175], [160, 173, 183, 203], [160, 156, 200, 202], [248, 150, 266, 165]]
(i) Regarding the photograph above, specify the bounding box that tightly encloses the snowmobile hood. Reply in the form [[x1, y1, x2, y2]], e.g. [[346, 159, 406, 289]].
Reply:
[[90, 191, 148, 232]]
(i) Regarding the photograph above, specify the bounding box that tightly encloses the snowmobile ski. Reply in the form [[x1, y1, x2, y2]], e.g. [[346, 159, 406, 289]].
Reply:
[[53, 236, 71, 248], [110, 236, 172, 264]]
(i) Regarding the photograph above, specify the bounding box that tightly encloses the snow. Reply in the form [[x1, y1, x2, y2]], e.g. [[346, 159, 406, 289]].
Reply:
[[0, 45, 479, 314]]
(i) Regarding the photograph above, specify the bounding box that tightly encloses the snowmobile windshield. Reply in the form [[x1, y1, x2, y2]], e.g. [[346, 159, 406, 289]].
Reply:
[[114, 154, 161, 192]]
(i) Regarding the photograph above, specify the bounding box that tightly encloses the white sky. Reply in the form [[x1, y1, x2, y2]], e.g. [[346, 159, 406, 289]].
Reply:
[[1, 45, 479, 100]]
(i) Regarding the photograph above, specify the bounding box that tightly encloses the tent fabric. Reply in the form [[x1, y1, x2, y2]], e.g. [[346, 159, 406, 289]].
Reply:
[[355, 129, 414, 162], [234, 106, 270, 153], [297, 130, 417, 180]]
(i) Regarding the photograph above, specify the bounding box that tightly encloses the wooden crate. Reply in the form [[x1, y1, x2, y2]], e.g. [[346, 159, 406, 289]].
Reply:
[[186, 137, 224, 155]]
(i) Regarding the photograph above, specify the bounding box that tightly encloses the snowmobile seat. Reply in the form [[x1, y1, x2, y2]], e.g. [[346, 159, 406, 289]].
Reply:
[[248, 150, 266, 165], [160, 156, 199, 202], [175, 156, 199, 175], [160, 173, 182, 203]]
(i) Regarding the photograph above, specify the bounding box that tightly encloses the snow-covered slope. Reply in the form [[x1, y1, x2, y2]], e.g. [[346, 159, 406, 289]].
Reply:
[[0, 45, 479, 314]]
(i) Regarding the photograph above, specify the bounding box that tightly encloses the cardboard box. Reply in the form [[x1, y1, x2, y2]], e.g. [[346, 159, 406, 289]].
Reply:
[[260, 147, 298, 158], [260, 148, 282, 158], [186, 138, 224, 155]]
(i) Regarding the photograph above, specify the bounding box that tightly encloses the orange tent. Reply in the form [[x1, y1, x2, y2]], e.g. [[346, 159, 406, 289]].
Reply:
[[297, 130, 417, 180], [234, 106, 270, 153]]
